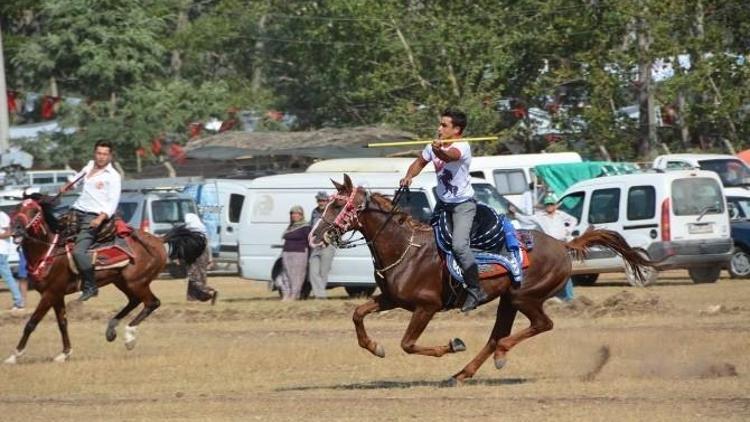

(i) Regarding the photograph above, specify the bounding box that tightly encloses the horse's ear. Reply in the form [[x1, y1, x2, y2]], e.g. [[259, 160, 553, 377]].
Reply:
[[331, 178, 345, 193], [343, 174, 353, 191]]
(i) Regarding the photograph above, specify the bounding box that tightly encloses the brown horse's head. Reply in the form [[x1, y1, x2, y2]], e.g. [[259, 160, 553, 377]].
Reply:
[[12, 194, 59, 242], [309, 174, 371, 247]]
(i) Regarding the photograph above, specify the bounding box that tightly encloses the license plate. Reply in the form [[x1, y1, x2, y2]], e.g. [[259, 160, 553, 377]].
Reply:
[[689, 223, 713, 234]]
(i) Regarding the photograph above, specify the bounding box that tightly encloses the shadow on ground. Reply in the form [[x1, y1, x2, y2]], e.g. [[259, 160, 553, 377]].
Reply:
[[277, 377, 531, 391]]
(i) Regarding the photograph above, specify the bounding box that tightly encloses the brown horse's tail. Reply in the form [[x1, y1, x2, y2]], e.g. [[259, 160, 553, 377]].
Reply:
[[564, 228, 656, 284]]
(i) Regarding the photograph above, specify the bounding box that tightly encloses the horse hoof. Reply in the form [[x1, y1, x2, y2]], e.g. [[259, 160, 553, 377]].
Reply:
[[4, 349, 24, 365], [53, 351, 71, 363], [441, 377, 460, 387], [106, 320, 119, 342], [374, 344, 386, 358], [450, 338, 466, 353], [124, 326, 137, 351], [494, 357, 507, 370]]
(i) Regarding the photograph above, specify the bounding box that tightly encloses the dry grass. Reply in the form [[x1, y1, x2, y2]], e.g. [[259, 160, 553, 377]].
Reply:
[[1, 271, 749, 421]]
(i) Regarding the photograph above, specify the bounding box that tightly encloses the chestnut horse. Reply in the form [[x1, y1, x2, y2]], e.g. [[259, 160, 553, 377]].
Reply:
[[3, 194, 205, 364], [309, 175, 653, 383]]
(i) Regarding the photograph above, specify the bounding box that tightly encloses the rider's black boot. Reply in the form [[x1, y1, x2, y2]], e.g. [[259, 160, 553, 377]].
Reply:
[[78, 268, 98, 302], [461, 264, 487, 312]]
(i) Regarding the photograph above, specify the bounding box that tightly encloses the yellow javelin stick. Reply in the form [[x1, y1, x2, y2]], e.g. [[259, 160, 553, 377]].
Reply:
[[365, 136, 498, 148]]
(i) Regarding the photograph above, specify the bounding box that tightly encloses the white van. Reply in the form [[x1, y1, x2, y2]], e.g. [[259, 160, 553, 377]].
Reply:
[[558, 169, 732, 285], [469, 152, 582, 212], [237, 171, 515, 296]]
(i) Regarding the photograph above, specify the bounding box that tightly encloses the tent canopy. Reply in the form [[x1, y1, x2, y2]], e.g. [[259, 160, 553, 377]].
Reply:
[[534, 161, 640, 195]]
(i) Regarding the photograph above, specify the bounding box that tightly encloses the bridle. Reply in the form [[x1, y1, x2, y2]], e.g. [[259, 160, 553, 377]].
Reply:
[[13, 198, 66, 281], [319, 185, 422, 276]]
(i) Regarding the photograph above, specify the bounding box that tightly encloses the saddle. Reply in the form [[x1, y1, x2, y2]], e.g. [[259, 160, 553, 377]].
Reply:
[[433, 203, 533, 284], [60, 211, 137, 272]]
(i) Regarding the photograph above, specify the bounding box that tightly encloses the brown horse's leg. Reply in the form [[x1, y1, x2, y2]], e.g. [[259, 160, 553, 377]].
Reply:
[[452, 293, 518, 382], [4, 291, 55, 364], [122, 285, 161, 351], [52, 299, 72, 362], [353, 295, 394, 358], [493, 297, 553, 366], [400, 306, 462, 357], [106, 283, 142, 343]]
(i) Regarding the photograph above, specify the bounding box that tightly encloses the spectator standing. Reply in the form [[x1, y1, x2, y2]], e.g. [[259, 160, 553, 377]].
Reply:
[[308, 192, 336, 299], [184, 213, 218, 304], [280, 205, 311, 300], [0, 210, 24, 311], [510, 194, 577, 301]]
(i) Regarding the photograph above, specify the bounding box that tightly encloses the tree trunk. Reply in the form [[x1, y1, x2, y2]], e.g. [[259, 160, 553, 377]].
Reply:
[[251, 13, 268, 96], [637, 13, 657, 159], [109, 92, 117, 118], [392, 19, 429, 90], [0, 23, 9, 151], [677, 91, 690, 149], [170, 8, 189, 76]]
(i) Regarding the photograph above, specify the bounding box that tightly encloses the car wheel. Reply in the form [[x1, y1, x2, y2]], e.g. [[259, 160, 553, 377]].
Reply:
[[624, 250, 658, 287], [344, 286, 376, 298], [571, 274, 599, 286], [729, 247, 750, 279], [688, 267, 721, 284]]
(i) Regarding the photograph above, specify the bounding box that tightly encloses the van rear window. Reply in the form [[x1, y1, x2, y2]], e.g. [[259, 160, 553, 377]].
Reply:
[[671, 178, 724, 216]]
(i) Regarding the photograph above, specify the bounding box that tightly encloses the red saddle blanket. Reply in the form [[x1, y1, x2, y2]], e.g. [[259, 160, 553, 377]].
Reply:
[[65, 236, 135, 271]]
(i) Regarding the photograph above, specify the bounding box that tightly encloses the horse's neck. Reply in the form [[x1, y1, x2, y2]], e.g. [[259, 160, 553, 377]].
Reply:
[[23, 226, 59, 260], [359, 213, 420, 263]]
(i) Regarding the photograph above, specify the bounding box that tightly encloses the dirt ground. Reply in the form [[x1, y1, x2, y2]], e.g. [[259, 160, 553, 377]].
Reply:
[[1, 270, 748, 421]]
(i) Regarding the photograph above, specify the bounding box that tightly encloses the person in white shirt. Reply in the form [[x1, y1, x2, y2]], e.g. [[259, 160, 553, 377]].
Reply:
[[509, 194, 578, 301], [0, 210, 24, 311], [61, 140, 122, 301], [401, 109, 524, 312]]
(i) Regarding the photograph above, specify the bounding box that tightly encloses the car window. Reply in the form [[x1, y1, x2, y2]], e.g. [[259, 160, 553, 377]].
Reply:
[[627, 186, 656, 220], [151, 199, 197, 223], [559, 192, 585, 222], [672, 177, 724, 216], [698, 158, 750, 187], [394, 191, 432, 223], [117, 202, 139, 222], [472, 183, 513, 215], [492, 169, 527, 195], [727, 197, 750, 220], [589, 188, 620, 224], [228, 194, 245, 223]]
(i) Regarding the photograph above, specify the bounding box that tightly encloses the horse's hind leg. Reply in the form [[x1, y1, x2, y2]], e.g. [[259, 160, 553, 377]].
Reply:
[[106, 283, 142, 342], [123, 283, 161, 351], [353, 295, 393, 358], [4, 291, 55, 364], [452, 293, 518, 383], [493, 297, 553, 366], [400, 305, 463, 357], [52, 298, 72, 362]]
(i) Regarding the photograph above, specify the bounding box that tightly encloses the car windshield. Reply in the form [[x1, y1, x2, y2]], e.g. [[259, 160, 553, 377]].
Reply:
[[472, 183, 515, 215], [698, 159, 750, 187]]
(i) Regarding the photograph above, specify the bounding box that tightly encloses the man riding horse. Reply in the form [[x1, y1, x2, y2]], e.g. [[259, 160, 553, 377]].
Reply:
[[60, 139, 122, 301], [400, 108, 524, 312]]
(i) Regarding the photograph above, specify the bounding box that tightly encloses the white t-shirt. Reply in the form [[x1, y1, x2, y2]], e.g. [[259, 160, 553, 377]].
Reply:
[[0, 211, 12, 255], [421, 141, 474, 203]]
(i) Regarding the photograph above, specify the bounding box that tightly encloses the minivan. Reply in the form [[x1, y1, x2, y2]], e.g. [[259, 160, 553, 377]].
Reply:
[[558, 169, 732, 285], [237, 171, 516, 297]]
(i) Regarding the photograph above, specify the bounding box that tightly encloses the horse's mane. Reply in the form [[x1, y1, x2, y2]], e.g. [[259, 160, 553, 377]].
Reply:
[[27, 193, 63, 233], [369, 193, 431, 231]]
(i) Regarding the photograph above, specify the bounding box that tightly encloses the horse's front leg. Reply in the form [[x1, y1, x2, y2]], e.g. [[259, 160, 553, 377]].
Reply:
[[52, 298, 72, 362], [4, 291, 55, 364], [400, 306, 466, 357], [353, 295, 393, 357]]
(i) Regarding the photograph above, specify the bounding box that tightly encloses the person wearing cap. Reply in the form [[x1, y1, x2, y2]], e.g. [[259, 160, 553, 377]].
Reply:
[[280, 205, 311, 300], [308, 192, 336, 299], [509, 193, 578, 301]]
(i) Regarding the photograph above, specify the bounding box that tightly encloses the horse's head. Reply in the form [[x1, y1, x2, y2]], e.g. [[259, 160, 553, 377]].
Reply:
[[12, 193, 56, 242], [309, 174, 370, 247]]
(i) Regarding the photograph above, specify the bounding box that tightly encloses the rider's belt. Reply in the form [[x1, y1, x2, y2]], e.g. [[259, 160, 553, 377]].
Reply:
[[74, 209, 101, 217]]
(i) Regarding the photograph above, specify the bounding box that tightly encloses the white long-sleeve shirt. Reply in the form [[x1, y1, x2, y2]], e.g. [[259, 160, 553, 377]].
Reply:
[[71, 161, 121, 218], [514, 209, 578, 241]]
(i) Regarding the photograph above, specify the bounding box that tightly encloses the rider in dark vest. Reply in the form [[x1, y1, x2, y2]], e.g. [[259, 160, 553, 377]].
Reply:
[[60, 140, 122, 302]]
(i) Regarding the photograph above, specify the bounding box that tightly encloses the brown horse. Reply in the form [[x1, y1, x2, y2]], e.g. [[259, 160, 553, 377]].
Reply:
[[3, 194, 205, 364], [309, 175, 653, 383]]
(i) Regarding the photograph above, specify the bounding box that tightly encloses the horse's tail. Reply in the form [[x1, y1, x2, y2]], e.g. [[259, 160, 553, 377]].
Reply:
[[564, 227, 656, 284], [161, 226, 207, 265]]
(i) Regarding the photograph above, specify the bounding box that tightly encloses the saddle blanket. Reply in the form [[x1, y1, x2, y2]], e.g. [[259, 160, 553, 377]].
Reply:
[[445, 249, 531, 284], [66, 236, 136, 273]]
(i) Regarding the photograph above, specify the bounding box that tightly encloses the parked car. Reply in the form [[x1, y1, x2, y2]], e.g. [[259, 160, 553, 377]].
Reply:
[[725, 195, 750, 278], [558, 169, 732, 285]]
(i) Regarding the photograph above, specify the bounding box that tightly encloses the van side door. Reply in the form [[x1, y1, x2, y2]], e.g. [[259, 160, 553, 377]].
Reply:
[[220, 193, 245, 261], [622, 185, 659, 249]]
